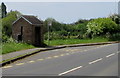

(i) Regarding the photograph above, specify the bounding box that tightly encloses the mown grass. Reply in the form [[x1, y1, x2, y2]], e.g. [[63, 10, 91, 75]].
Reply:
[[2, 42, 35, 54], [44, 37, 109, 46]]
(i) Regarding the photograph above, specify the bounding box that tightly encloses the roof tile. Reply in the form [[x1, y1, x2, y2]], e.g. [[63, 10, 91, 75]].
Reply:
[[22, 15, 43, 25]]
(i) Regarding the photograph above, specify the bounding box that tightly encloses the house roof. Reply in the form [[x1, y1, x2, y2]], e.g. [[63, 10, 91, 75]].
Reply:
[[13, 15, 43, 25]]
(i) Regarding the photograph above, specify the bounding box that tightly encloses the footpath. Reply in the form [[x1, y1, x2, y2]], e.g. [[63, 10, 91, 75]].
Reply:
[[0, 41, 119, 67]]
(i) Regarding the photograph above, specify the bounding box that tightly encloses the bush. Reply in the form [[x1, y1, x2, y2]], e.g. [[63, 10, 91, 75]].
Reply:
[[2, 33, 9, 42], [44, 32, 64, 40], [86, 18, 118, 38], [109, 33, 120, 41]]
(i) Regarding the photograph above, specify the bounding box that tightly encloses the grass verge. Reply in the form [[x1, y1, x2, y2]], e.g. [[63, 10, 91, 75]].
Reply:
[[44, 37, 109, 46], [2, 42, 35, 54], [2, 37, 109, 54]]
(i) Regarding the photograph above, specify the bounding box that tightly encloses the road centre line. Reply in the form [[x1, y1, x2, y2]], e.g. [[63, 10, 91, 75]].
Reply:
[[89, 58, 103, 64], [106, 53, 115, 58], [58, 66, 83, 76]]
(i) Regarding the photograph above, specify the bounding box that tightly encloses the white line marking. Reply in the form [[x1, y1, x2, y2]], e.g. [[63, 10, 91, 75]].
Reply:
[[37, 59, 44, 61], [60, 54, 65, 56], [46, 57, 52, 59], [16, 63, 24, 65], [66, 53, 70, 55], [53, 56, 59, 58], [106, 53, 115, 58], [117, 51, 120, 54], [28, 61, 35, 63], [66, 50, 70, 51], [83, 50, 87, 52], [89, 58, 103, 64], [58, 66, 83, 76], [2, 66, 13, 68]]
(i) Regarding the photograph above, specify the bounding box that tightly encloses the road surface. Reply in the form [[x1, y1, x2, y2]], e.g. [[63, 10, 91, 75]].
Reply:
[[2, 43, 119, 76]]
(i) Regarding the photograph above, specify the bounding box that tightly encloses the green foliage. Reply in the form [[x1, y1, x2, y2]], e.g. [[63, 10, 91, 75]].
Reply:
[[2, 11, 21, 41], [109, 14, 120, 24], [74, 22, 88, 39], [74, 19, 89, 25], [2, 42, 35, 54], [44, 31, 68, 40], [43, 18, 89, 40], [43, 18, 60, 33], [109, 33, 120, 41], [2, 32, 9, 42], [44, 37, 108, 46], [86, 18, 118, 38]]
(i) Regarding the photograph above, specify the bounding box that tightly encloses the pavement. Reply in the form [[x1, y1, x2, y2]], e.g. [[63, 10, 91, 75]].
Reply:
[[1, 48, 46, 62], [2, 43, 120, 77]]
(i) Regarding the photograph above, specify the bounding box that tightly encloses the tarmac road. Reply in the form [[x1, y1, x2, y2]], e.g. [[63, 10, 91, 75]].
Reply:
[[2, 43, 119, 76]]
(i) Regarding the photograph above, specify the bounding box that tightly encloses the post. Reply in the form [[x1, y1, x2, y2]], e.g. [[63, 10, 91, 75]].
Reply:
[[48, 21, 52, 46]]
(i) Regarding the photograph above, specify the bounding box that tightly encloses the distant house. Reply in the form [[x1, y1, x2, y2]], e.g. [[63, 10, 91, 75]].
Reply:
[[12, 15, 44, 46]]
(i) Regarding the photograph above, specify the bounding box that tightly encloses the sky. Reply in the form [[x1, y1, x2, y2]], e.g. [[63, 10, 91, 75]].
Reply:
[[3, 2, 119, 24], [1, 0, 120, 2]]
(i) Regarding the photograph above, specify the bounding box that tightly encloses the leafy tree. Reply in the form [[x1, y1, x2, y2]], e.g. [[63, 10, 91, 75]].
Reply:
[[108, 14, 120, 24], [44, 18, 65, 33], [86, 18, 118, 38], [74, 19, 89, 25], [1, 2, 7, 18], [74, 23, 88, 39], [2, 11, 22, 38], [44, 18, 56, 33]]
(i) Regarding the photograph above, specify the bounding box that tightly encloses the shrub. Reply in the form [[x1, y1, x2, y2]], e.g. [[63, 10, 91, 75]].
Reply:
[[109, 33, 120, 41], [86, 18, 118, 38], [44, 31, 66, 40]]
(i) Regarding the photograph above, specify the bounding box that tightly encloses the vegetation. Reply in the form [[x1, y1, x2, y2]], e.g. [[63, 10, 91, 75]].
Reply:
[[1, 2, 120, 54], [108, 13, 120, 24], [2, 42, 35, 54], [2, 10, 21, 41], [44, 18, 89, 40], [44, 37, 109, 46], [85, 18, 118, 38], [1, 3, 35, 54], [44, 17, 120, 41]]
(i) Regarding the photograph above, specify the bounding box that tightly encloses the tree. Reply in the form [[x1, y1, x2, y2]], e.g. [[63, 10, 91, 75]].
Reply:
[[44, 18, 64, 33], [74, 19, 89, 25], [1, 2, 7, 18], [86, 18, 118, 38], [108, 14, 120, 24], [2, 11, 22, 37]]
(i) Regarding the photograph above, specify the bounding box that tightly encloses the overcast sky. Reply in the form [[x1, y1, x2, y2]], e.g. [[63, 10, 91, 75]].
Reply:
[[4, 2, 118, 23]]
